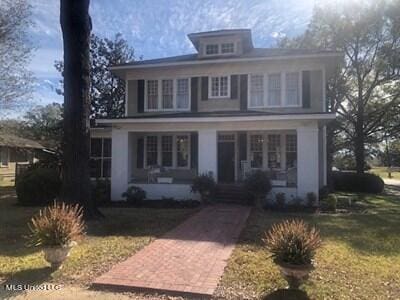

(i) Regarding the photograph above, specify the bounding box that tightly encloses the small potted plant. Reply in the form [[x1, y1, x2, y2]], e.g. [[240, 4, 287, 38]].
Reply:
[[263, 219, 321, 289], [191, 172, 216, 203], [27, 201, 85, 269]]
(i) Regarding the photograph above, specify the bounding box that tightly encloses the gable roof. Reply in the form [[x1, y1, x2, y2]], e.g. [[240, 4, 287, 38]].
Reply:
[[0, 133, 44, 149]]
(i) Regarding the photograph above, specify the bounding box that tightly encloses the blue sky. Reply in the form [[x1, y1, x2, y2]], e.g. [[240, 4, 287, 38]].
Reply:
[[28, 0, 322, 110]]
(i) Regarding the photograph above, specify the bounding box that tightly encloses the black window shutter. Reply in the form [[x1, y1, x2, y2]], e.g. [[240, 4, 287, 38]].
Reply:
[[302, 71, 311, 108], [238, 133, 247, 163], [137, 137, 144, 169], [239, 74, 248, 110], [231, 75, 238, 99], [137, 80, 145, 113], [191, 77, 198, 112], [190, 132, 198, 170], [201, 76, 208, 101]]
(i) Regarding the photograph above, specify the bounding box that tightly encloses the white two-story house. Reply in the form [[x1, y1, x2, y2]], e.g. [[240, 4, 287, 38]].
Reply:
[[93, 29, 341, 201]]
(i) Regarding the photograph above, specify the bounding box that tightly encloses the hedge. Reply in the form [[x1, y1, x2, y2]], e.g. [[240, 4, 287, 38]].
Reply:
[[332, 171, 384, 194]]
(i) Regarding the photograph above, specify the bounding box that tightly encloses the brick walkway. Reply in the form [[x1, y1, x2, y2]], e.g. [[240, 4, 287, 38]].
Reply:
[[92, 204, 251, 298]]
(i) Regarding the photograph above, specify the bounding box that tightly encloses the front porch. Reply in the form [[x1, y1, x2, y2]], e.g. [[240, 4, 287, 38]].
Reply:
[[109, 124, 325, 201]]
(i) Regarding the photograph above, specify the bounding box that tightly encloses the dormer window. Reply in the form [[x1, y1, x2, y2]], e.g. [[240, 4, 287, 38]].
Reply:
[[221, 43, 234, 54], [205, 44, 219, 55], [205, 42, 235, 56]]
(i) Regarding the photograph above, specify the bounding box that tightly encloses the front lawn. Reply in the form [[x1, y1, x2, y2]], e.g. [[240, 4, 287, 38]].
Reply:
[[0, 187, 196, 292], [370, 167, 400, 180], [218, 191, 400, 299]]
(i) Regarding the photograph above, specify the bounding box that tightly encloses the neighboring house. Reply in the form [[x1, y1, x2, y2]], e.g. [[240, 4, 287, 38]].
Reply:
[[0, 133, 44, 184], [93, 29, 341, 201]]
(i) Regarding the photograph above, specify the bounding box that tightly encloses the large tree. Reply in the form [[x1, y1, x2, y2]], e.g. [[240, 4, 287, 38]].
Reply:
[[60, 0, 101, 217], [280, 0, 400, 174], [0, 0, 34, 110], [55, 33, 135, 118], [23, 103, 63, 149]]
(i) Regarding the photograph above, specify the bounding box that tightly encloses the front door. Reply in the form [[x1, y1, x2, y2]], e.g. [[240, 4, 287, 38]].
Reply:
[[218, 141, 235, 183]]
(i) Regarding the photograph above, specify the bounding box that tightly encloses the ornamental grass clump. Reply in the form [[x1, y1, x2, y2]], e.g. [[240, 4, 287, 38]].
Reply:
[[264, 219, 321, 265], [28, 201, 85, 247]]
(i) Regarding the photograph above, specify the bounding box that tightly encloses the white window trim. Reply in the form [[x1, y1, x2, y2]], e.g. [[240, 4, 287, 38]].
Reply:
[[90, 138, 111, 178], [205, 43, 219, 56], [247, 132, 296, 171], [248, 133, 264, 170], [204, 42, 237, 57], [221, 42, 235, 54], [247, 71, 303, 109], [175, 134, 191, 169], [248, 74, 265, 109], [144, 78, 191, 112], [143, 133, 191, 170], [208, 75, 231, 99]]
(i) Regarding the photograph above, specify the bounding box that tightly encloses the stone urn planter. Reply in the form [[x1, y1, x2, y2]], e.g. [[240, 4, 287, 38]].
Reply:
[[274, 259, 314, 289], [43, 244, 73, 269]]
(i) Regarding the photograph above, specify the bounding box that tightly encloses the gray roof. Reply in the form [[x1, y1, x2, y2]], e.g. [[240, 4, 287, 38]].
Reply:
[[113, 48, 341, 68], [0, 133, 44, 149]]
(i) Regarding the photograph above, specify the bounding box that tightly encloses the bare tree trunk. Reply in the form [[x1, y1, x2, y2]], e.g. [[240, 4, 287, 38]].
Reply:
[[60, 0, 103, 218], [355, 96, 365, 174]]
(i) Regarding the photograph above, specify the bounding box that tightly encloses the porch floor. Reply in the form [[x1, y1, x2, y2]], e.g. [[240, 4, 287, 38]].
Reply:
[[92, 204, 251, 298]]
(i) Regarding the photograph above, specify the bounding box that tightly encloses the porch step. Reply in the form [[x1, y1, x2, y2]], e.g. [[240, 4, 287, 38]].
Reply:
[[214, 184, 250, 204]]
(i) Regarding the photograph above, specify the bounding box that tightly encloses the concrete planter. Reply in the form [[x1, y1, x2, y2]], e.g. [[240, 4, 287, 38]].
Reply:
[[43, 245, 72, 269], [274, 259, 314, 289]]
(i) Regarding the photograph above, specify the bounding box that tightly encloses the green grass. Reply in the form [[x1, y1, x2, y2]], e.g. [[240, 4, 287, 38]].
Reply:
[[219, 192, 400, 299], [370, 167, 400, 180], [0, 187, 197, 288]]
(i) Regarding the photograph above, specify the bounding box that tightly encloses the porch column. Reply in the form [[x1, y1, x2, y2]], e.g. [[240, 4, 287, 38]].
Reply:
[[198, 129, 217, 180], [297, 125, 319, 199], [111, 129, 129, 201]]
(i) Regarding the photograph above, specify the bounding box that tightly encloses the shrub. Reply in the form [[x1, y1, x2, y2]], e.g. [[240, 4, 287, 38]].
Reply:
[[275, 192, 286, 208], [16, 168, 61, 206], [263, 219, 321, 265], [28, 201, 85, 247], [244, 170, 272, 207], [324, 194, 337, 212], [91, 179, 111, 205], [332, 171, 384, 194], [306, 192, 317, 207], [191, 172, 216, 203], [291, 196, 304, 208], [122, 186, 146, 206]]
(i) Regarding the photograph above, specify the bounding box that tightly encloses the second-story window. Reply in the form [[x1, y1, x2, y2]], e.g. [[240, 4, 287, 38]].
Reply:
[[176, 78, 189, 109], [147, 80, 158, 110], [268, 73, 281, 106], [221, 43, 235, 54], [206, 44, 219, 55], [250, 74, 264, 107], [210, 76, 229, 98], [162, 79, 173, 109], [286, 72, 300, 106], [145, 78, 190, 111]]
